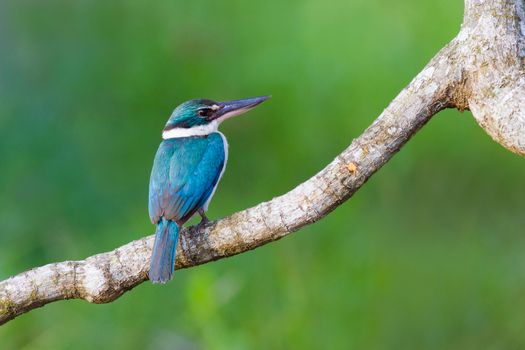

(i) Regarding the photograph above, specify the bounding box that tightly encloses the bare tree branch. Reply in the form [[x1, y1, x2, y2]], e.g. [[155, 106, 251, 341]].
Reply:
[[460, 0, 525, 154], [1, 0, 524, 325]]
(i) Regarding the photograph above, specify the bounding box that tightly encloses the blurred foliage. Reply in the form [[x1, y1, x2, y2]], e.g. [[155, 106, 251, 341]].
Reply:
[[1, 0, 524, 349]]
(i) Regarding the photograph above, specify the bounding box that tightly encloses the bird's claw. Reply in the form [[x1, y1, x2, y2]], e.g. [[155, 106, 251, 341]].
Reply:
[[195, 209, 210, 230]]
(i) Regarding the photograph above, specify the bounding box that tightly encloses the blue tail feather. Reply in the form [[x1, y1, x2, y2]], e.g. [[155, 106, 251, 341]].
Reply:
[[149, 218, 179, 284]]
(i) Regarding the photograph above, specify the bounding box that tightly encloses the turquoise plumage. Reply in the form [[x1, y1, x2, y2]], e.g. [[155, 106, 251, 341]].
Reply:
[[148, 134, 226, 283], [148, 96, 269, 283]]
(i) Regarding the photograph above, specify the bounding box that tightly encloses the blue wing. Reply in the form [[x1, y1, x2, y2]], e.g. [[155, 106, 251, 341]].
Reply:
[[148, 132, 225, 225]]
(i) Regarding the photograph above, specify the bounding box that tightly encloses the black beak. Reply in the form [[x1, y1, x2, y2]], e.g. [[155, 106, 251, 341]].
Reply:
[[213, 96, 270, 120]]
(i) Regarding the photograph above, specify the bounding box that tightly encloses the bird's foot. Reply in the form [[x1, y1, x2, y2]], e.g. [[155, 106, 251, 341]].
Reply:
[[196, 209, 210, 230]]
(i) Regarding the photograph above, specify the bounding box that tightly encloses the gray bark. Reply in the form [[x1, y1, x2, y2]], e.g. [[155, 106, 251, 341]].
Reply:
[[0, 0, 523, 325]]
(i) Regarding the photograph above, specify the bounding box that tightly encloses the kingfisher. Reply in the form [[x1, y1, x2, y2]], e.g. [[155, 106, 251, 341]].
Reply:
[[148, 96, 270, 283]]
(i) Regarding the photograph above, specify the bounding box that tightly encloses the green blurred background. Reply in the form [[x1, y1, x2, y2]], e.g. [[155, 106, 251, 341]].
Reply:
[[1, 1, 524, 349]]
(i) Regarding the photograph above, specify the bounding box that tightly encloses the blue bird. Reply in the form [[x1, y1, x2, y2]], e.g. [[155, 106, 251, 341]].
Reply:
[[148, 96, 270, 283]]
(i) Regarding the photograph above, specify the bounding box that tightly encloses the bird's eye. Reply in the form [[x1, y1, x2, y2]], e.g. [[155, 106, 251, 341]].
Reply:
[[198, 109, 212, 118]]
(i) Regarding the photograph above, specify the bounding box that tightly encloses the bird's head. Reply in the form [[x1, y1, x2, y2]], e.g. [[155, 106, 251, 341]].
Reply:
[[162, 96, 270, 139]]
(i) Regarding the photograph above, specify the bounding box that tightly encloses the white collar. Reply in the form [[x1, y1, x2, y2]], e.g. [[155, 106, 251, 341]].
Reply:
[[162, 120, 219, 139]]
